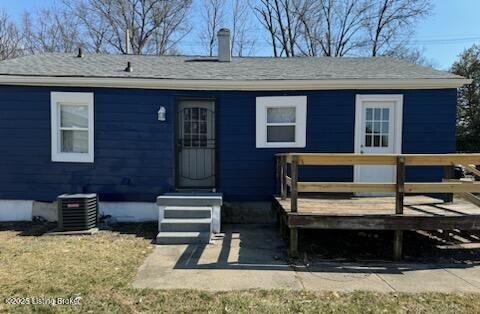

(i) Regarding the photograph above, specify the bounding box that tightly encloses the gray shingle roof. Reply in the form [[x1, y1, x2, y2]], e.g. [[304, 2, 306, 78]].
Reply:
[[0, 52, 463, 81]]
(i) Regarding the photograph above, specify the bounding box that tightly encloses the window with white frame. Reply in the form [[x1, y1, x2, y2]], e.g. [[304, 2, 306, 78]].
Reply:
[[256, 96, 307, 148], [51, 92, 94, 162]]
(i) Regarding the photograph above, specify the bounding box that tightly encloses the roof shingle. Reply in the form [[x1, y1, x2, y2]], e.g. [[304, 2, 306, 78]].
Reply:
[[0, 53, 463, 81]]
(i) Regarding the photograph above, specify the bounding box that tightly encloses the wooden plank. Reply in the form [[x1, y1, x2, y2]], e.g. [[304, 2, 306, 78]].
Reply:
[[281, 156, 287, 200], [405, 182, 480, 193], [276, 156, 281, 195], [298, 154, 396, 165], [396, 156, 405, 214], [297, 182, 395, 193], [404, 154, 480, 166], [277, 195, 480, 216], [462, 164, 480, 177], [458, 192, 480, 207], [288, 214, 480, 230], [291, 156, 299, 213], [274, 195, 480, 216], [276, 153, 480, 166]]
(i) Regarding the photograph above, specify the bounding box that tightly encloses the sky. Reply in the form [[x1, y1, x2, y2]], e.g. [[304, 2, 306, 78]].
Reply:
[[2, 0, 479, 70]]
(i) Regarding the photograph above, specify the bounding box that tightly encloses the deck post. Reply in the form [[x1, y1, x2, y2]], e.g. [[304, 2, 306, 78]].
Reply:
[[394, 156, 405, 260], [443, 165, 454, 203], [281, 156, 287, 200], [291, 155, 299, 213], [289, 227, 298, 257], [395, 156, 405, 214], [393, 230, 403, 261], [276, 155, 281, 195]]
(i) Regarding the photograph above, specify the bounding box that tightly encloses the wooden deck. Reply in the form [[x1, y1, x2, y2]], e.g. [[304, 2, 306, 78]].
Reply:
[[274, 153, 480, 259], [273, 195, 480, 259], [275, 195, 480, 217]]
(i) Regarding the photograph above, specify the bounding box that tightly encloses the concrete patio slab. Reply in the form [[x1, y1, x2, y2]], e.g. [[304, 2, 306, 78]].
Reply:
[[133, 224, 480, 293], [445, 266, 480, 290], [378, 266, 479, 293]]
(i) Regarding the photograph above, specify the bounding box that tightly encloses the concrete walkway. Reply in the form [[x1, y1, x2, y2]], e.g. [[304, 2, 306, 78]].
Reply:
[[133, 225, 480, 292]]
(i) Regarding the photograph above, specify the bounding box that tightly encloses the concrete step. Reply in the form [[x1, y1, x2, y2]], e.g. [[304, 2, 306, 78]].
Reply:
[[160, 218, 211, 232], [156, 231, 211, 244], [157, 193, 223, 207], [164, 206, 212, 219]]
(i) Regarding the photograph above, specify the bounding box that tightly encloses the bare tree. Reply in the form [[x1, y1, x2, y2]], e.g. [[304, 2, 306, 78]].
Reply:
[[254, 0, 302, 57], [62, 1, 110, 53], [254, 0, 370, 57], [196, 0, 256, 57], [230, 0, 256, 56], [383, 46, 435, 67], [64, 0, 192, 55], [254, 0, 279, 56], [198, 0, 225, 56], [0, 11, 23, 60], [22, 8, 81, 54], [151, 1, 192, 55], [254, 0, 432, 59], [295, 0, 372, 57], [367, 0, 431, 57]]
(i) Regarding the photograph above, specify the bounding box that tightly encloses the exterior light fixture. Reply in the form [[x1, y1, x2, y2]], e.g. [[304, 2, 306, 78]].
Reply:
[[158, 106, 166, 121]]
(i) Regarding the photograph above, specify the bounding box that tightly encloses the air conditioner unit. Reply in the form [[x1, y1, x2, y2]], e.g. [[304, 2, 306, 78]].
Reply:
[[57, 194, 98, 231]]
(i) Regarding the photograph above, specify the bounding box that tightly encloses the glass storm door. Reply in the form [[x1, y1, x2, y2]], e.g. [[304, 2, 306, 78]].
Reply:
[[355, 101, 398, 194], [177, 100, 215, 189]]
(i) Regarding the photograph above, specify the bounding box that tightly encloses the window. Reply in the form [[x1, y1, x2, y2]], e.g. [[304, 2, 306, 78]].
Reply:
[[364, 107, 390, 148], [51, 92, 94, 162], [256, 96, 307, 148], [182, 107, 209, 147]]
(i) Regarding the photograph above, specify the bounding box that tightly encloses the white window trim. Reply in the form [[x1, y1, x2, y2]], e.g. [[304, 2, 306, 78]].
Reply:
[[256, 96, 307, 148], [51, 92, 94, 163]]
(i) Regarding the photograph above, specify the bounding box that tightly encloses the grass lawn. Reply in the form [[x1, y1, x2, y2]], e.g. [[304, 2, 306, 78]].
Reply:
[[0, 222, 479, 313]]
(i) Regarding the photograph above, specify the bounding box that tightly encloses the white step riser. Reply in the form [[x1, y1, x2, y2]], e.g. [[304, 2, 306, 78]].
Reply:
[[164, 209, 211, 219], [160, 221, 211, 232], [157, 196, 222, 207]]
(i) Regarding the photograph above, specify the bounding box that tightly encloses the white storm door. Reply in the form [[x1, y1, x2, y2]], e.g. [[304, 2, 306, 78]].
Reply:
[[354, 95, 403, 191]]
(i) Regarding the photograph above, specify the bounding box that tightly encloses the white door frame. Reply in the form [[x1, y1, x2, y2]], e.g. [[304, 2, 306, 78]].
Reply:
[[354, 94, 403, 183]]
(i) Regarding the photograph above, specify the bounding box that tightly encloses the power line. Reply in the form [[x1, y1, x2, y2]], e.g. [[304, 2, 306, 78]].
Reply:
[[407, 36, 480, 45], [179, 35, 480, 47]]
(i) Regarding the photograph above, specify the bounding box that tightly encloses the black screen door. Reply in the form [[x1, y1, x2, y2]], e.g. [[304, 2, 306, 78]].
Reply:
[[177, 100, 215, 189]]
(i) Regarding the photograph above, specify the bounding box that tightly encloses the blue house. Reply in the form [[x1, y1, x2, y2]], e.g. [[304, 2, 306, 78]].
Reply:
[[0, 30, 470, 239]]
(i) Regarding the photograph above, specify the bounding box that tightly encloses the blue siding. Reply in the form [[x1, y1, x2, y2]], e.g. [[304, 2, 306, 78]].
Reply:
[[0, 86, 456, 202], [0, 86, 175, 202]]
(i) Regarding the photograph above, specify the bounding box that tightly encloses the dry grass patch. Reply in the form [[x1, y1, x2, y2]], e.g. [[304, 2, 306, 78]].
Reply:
[[0, 222, 479, 313]]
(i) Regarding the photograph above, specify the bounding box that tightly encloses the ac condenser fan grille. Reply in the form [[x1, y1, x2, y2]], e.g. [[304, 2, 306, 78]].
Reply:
[[57, 194, 98, 231]]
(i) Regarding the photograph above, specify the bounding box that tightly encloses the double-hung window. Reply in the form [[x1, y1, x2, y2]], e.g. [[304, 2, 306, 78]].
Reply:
[[51, 92, 94, 162], [256, 96, 307, 148]]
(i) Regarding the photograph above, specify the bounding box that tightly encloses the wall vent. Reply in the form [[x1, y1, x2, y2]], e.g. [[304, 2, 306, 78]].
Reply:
[[57, 194, 98, 231]]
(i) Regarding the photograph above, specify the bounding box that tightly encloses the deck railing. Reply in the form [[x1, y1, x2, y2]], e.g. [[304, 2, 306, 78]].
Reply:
[[276, 153, 480, 214]]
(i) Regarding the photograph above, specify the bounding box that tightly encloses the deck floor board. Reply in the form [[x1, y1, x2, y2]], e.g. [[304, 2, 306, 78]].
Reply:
[[274, 195, 480, 217]]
